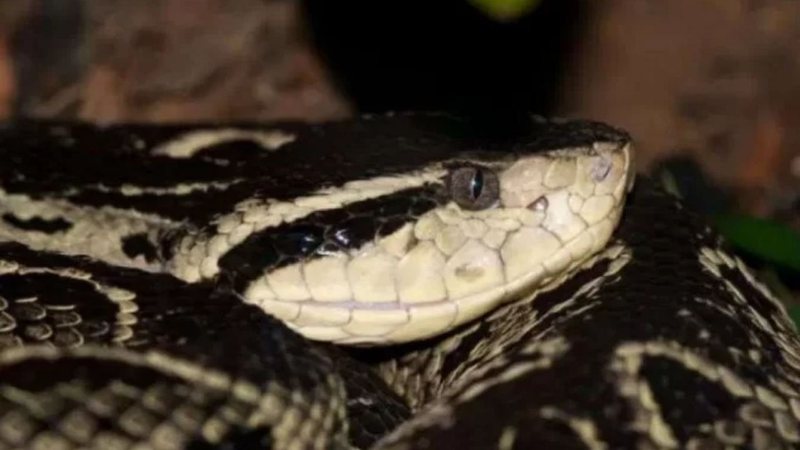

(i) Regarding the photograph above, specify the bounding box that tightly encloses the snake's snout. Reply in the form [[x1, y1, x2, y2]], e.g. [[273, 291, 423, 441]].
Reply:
[[590, 154, 613, 182]]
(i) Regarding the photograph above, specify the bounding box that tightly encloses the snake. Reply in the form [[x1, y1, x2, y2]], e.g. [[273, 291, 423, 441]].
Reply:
[[0, 112, 798, 449]]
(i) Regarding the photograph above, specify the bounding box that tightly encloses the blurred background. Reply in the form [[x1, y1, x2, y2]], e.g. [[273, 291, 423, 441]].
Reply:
[[0, 0, 799, 308]]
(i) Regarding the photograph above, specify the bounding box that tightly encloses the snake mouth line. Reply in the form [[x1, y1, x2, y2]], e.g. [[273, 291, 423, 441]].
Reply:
[[264, 238, 585, 314], [257, 209, 624, 345]]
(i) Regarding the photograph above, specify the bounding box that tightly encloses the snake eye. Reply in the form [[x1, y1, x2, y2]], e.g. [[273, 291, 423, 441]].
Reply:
[[448, 166, 500, 210]]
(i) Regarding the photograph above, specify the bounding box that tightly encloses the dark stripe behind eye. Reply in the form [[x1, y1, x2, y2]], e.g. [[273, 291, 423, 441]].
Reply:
[[217, 185, 445, 292]]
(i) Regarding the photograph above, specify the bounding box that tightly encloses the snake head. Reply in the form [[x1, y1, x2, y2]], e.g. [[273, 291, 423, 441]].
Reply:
[[188, 115, 635, 346]]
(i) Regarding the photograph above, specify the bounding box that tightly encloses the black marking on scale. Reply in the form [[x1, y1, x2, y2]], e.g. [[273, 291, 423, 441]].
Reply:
[[2, 213, 73, 234], [0, 114, 630, 225], [638, 355, 742, 443], [217, 185, 445, 293], [121, 233, 160, 263], [186, 426, 274, 450]]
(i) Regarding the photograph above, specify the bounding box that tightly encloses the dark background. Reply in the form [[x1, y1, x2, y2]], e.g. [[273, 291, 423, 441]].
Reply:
[[303, 0, 582, 115]]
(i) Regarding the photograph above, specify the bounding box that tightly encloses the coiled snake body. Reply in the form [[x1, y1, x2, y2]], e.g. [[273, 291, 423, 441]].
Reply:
[[0, 113, 798, 449]]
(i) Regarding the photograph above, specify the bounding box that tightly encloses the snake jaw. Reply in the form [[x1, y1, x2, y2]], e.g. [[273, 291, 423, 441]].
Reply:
[[268, 140, 636, 346]]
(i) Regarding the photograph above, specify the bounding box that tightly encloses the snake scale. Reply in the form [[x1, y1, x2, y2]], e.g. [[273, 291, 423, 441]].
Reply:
[[0, 112, 798, 449]]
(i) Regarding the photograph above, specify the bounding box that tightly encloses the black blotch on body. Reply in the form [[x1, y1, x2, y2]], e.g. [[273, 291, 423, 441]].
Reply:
[[2, 213, 72, 233], [192, 139, 271, 164], [187, 426, 273, 450], [640, 355, 740, 442], [121, 233, 159, 262], [218, 185, 443, 292]]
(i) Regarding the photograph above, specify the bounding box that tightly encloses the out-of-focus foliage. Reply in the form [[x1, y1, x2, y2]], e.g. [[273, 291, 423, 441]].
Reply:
[[715, 215, 800, 273], [467, 0, 543, 21]]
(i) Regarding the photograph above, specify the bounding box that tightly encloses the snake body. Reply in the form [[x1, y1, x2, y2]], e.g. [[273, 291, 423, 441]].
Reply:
[[0, 113, 797, 449]]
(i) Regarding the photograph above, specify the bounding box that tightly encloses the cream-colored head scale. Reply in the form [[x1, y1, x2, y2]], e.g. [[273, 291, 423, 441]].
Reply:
[[245, 139, 635, 345]]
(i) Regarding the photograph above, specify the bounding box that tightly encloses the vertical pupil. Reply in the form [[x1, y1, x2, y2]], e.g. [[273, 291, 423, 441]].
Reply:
[[470, 169, 484, 199]]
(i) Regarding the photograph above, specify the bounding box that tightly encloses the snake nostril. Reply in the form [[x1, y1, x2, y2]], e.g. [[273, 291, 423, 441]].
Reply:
[[528, 196, 549, 211], [591, 156, 612, 182]]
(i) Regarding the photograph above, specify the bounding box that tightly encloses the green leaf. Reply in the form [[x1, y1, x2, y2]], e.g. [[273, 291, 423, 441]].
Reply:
[[714, 214, 800, 273], [468, 0, 543, 21]]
